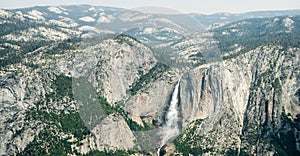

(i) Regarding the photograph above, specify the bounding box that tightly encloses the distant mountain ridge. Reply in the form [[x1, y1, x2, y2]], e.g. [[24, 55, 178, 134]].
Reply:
[[7, 5, 300, 28]]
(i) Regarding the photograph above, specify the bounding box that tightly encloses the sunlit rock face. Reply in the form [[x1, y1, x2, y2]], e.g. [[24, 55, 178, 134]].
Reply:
[[174, 46, 300, 155]]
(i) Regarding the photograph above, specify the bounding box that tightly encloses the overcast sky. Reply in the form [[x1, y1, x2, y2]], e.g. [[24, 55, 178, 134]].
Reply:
[[1, 0, 300, 14]]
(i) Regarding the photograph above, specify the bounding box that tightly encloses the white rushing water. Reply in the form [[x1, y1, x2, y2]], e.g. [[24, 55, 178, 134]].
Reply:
[[157, 79, 181, 156]]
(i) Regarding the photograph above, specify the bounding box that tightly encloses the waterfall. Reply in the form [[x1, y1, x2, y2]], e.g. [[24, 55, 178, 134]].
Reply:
[[157, 79, 181, 156]]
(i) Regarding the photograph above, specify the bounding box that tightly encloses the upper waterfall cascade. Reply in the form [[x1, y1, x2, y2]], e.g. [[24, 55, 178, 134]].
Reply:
[[158, 79, 181, 155]]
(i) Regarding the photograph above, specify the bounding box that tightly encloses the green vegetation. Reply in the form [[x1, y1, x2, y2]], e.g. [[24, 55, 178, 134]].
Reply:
[[25, 74, 89, 140], [0, 34, 80, 68], [273, 77, 282, 93], [98, 97, 154, 131], [225, 149, 238, 156], [44, 38, 81, 55], [239, 149, 251, 156], [213, 16, 300, 60], [82, 149, 138, 156], [189, 52, 203, 58], [173, 119, 213, 156], [270, 112, 300, 156], [129, 63, 169, 95], [99, 96, 116, 115], [295, 89, 300, 97], [60, 112, 90, 139], [21, 73, 91, 155], [295, 89, 300, 104], [24, 94, 148, 155], [23, 61, 39, 69], [27, 109, 90, 140], [52, 74, 73, 98], [0, 40, 50, 68], [0, 12, 81, 68], [19, 130, 72, 156], [115, 34, 142, 46], [125, 117, 153, 131]]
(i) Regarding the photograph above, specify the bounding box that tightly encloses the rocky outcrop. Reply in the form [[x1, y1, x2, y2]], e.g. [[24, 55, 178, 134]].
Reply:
[[0, 68, 47, 155], [73, 35, 158, 104], [92, 114, 136, 150], [97, 36, 157, 104]]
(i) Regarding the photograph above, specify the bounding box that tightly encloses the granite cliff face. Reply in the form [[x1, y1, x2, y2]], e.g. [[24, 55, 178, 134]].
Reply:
[[171, 45, 300, 155], [1, 5, 300, 156]]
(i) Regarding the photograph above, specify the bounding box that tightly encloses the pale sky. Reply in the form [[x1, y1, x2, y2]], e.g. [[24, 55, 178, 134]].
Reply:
[[1, 0, 300, 14]]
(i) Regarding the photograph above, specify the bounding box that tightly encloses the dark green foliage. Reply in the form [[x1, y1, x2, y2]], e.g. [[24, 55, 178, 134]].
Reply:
[[115, 34, 142, 46], [44, 38, 81, 55], [12, 127, 25, 138], [23, 62, 39, 69], [0, 32, 80, 68], [239, 149, 251, 156], [295, 89, 300, 104], [125, 117, 153, 131], [159, 148, 166, 156], [82, 149, 140, 156], [0, 16, 38, 36], [83, 149, 131, 156], [23, 76, 151, 154], [273, 78, 282, 93], [98, 96, 117, 115], [27, 108, 90, 140], [213, 16, 300, 60], [273, 78, 281, 88], [25, 96, 146, 155], [28, 74, 90, 139], [0, 40, 51, 68], [129, 63, 169, 95], [0, 16, 76, 67], [23, 106, 90, 155], [270, 113, 300, 156], [295, 89, 300, 97], [189, 52, 203, 58], [60, 112, 90, 139], [173, 119, 212, 155], [225, 149, 238, 156], [173, 141, 212, 156], [52, 74, 73, 98], [19, 130, 72, 156], [98, 97, 154, 131]]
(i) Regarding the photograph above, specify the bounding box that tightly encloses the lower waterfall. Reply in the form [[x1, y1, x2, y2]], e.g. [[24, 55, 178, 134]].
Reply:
[[157, 79, 181, 156]]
